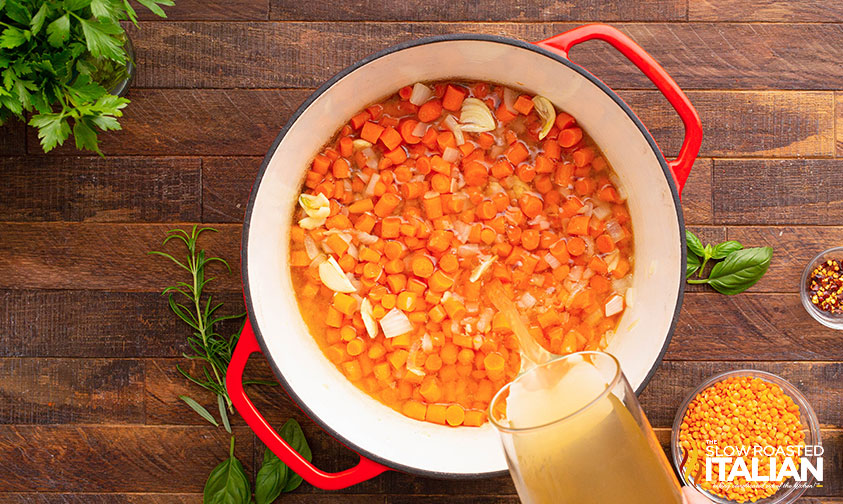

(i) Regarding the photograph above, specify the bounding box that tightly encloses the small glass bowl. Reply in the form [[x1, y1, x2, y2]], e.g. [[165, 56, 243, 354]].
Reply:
[[800, 246, 843, 330], [671, 370, 822, 504]]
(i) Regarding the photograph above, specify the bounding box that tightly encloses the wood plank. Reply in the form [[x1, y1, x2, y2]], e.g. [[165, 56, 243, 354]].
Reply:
[[0, 157, 200, 222], [0, 223, 242, 291], [0, 291, 241, 358], [0, 426, 254, 492], [621, 91, 835, 158], [837, 92, 843, 157], [690, 0, 843, 21], [713, 160, 843, 225], [683, 159, 713, 225], [0, 121, 25, 155], [670, 293, 843, 361], [726, 226, 843, 293], [0, 495, 201, 504], [26, 90, 831, 158], [640, 361, 843, 428], [199, 156, 715, 227], [127, 22, 843, 90], [270, 0, 685, 21], [27, 90, 310, 157], [202, 157, 262, 223], [0, 359, 144, 424], [135, 0, 268, 20]]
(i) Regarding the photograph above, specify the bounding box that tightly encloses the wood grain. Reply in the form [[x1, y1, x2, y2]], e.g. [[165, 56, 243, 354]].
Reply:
[[0, 495, 201, 504], [0, 157, 200, 222], [690, 0, 843, 21], [682, 159, 713, 225], [27, 90, 310, 157], [0, 290, 241, 358], [127, 22, 843, 90], [0, 122, 25, 155], [621, 91, 835, 158], [0, 426, 254, 492], [713, 160, 843, 225], [202, 156, 262, 223], [136, 0, 268, 20], [0, 223, 242, 292], [270, 0, 685, 21], [837, 92, 843, 157], [640, 361, 843, 428], [726, 226, 843, 293], [669, 293, 843, 361], [0, 359, 144, 424]]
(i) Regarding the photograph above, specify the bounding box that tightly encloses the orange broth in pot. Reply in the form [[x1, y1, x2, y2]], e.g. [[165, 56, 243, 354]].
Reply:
[[289, 81, 633, 427]]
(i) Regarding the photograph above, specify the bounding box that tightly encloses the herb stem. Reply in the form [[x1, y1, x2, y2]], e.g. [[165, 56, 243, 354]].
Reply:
[[687, 279, 709, 284]]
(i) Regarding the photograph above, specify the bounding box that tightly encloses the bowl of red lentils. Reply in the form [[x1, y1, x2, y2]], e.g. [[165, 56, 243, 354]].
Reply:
[[671, 370, 821, 504], [801, 246, 843, 329]]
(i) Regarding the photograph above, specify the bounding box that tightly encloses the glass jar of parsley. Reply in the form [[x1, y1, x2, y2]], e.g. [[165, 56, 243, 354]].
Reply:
[[800, 246, 843, 329]]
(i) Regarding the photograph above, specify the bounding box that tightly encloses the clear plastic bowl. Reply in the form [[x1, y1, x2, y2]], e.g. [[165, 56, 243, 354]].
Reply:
[[671, 370, 822, 504], [800, 246, 843, 330]]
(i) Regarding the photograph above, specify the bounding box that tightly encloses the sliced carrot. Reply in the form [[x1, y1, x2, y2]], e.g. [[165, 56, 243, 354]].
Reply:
[[463, 161, 488, 186], [596, 234, 616, 253], [360, 121, 385, 144], [505, 142, 530, 165], [380, 216, 401, 238], [402, 400, 427, 421], [428, 270, 454, 292], [412, 256, 435, 278], [519, 193, 543, 218], [513, 95, 534, 115], [418, 100, 443, 122], [374, 192, 402, 217], [445, 404, 465, 426], [567, 215, 590, 235], [442, 85, 467, 111], [348, 197, 374, 213], [491, 159, 514, 179], [567, 236, 586, 256], [558, 127, 583, 148]]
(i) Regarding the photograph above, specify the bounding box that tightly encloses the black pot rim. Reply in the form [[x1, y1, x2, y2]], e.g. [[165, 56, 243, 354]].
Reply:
[[240, 32, 686, 480]]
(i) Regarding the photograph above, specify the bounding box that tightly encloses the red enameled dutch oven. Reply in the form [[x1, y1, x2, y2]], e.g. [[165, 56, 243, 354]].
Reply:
[[226, 24, 702, 489]]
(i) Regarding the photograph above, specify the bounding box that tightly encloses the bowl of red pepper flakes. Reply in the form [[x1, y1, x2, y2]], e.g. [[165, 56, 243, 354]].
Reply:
[[800, 246, 843, 329]]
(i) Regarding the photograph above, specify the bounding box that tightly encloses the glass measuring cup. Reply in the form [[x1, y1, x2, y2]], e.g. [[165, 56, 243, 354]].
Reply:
[[489, 351, 682, 504]]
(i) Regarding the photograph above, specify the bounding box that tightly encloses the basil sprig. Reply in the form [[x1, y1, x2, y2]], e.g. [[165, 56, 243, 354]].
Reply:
[[685, 230, 772, 295], [255, 419, 312, 504]]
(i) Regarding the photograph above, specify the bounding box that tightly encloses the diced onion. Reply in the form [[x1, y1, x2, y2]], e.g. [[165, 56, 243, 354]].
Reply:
[[346, 242, 359, 260], [477, 309, 494, 332], [503, 87, 518, 114], [543, 252, 561, 270], [457, 244, 481, 257], [517, 293, 537, 309], [568, 265, 584, 281], [380, 308, 413, 338], [409, 82, 433, 106], [583, 235, 595, 256], [443, 115, 465, 145], [361, 298, 379, 338], [612, 276, 632, 295], [453, 220, 471, 243], [442, 146, 460, 163], [459, 98, 496, 133], [531, 95, 556, 140], [412, 121, 428, 138], [356, 231, 379, 245], [364, 173, 380, 197], [592, 203, 612, 220], [318, 257, 357, 293], [303, 235, 319, 260], [469, 255, 497, 282], [605, 249, 620, 272], [299, 193, 330, 219], [625, 287, 636, 307], [606, 219, 624, 242], [579, 201, 593, 217], [609, 173, 628, 201], [421, 333, 433, 353], [605, 294, 624, 317], [298, 216, 326, 230]]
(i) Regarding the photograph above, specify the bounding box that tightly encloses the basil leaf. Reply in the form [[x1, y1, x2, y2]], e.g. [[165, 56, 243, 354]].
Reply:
[[711, 240, 743, 260], [686, 251, 701, 279], [204, 438, 251, 504], [280, 419, 312, 492], [685, 230, 704, 258], [706, 247, 773, 295], [255, 447, 288, 504]]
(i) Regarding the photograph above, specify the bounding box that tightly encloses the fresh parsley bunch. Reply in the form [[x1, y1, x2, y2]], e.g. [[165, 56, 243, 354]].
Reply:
[[0, 0, 173, 154]]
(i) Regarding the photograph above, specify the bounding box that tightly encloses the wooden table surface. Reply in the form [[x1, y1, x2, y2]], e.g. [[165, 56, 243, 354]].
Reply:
[[2, 0, 842, 501]]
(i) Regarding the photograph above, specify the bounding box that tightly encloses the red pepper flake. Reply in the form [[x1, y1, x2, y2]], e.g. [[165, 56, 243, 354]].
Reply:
[[808, 259, 843, 314]]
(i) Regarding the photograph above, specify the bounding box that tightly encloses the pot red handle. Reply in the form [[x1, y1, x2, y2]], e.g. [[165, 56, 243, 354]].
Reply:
[[226, 317, 390, 490], [536, 24, 702, 197]]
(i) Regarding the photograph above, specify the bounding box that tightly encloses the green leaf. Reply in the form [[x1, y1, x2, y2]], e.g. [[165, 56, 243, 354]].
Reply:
[[77, 17, 126, 64], [136, 0, 174, 18], [711, 240, 744, 260], [0, 0, 6, 12], [204, 438, 251, 504], [72, 118, 102, 154], [685, 230, 704, 258], [64, 0, 93, 11], [0, 27, 30, 49], [29, 3, 48, 35], [91, 0, 121, 20], [706, 247, 773, 295], [30, 113, 71, 152], [122, 0, 138, 24], [280, 419, 311, 492], [46, 14, 70, 47], [255, 448, 288, 504], [179, 395, 219, 427], [218, 394, 231, 434], [4, 1, 30, 25], [67, 73, 107, 103], [686, 251, 700, 279], [90, 114, 121, 131]]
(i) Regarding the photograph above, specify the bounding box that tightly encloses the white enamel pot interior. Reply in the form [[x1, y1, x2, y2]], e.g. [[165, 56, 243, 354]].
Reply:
[[242, 34, 685, 478]]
